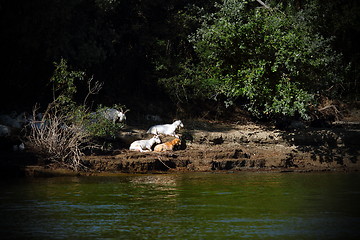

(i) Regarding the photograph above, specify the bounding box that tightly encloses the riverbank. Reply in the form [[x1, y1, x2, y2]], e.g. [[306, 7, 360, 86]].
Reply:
[[82, 121, 360, 173], [2, 103, 360, 177], [3, 119, 358, 177]]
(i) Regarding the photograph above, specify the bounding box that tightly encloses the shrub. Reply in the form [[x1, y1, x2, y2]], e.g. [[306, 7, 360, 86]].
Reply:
[[26, 108, 91, 170], [26, 59, 127, 169], [83, 104, 126, 139], [160, 0, 345, 119]]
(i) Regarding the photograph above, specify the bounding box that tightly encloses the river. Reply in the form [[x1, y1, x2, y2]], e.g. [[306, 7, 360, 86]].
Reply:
[[0, 172, 359, 239]]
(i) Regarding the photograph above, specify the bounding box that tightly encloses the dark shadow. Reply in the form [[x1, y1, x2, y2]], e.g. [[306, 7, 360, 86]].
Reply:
[[280, 125, 360, 165], [0, 137, 38, 178]]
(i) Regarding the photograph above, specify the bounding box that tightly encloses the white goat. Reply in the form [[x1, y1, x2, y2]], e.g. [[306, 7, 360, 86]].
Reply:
[[129, 135, 161, 152], [102, 108, 129, 123], [147, 120, 184, 138], [91, 108, 129, 124]]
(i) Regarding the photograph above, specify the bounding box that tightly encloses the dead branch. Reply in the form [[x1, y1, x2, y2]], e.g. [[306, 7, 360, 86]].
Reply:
[[318, 104, 342, 121], [83, 76, 104, 106], [26, 108, 92, 171]]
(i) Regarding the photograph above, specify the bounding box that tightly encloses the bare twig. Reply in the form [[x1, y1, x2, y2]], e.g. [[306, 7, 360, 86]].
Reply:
[[26, 107, 92, 170], [157, 156, 171, 169], [83, 76, 104, 106]]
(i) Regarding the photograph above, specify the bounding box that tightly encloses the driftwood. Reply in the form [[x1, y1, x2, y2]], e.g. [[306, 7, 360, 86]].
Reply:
[[318, 104, 342, 120]]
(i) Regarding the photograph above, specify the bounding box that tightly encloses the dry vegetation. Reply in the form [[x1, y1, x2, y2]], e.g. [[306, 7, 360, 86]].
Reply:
[[26, 108, 92, 170]]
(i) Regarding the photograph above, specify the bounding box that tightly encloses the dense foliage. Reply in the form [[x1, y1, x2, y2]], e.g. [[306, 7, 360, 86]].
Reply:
[[0, 0, 359, 119], [160, 0, 345, 119]]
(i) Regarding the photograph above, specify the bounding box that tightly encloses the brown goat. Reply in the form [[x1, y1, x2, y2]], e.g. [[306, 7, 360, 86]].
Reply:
[[154, 138, 181, 152]]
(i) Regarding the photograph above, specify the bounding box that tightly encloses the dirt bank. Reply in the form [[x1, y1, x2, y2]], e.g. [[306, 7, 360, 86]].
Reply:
[[75, 121, 359, 175], [2, 112, 360, 177]]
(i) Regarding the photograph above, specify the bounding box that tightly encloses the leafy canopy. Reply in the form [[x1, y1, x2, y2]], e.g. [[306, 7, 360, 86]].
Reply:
[[160, 0, 345, 119]]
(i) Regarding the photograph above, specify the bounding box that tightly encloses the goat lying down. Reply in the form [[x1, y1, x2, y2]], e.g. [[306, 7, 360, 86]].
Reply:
[[154, 138, 181, 152], [129, 135, 161, 152], [147, 120, 184, 138]]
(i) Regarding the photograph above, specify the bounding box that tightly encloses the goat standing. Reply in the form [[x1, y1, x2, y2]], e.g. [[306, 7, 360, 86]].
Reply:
[[97, 108, 129, 123], [147, 120, 184, 138]]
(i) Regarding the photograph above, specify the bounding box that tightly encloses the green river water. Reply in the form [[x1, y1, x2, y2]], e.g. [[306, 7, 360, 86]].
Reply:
[[0, 172, 359, 239]]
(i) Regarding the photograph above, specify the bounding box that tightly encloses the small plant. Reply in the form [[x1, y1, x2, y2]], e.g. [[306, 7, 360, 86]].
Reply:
[[49, 58, 85, 112]]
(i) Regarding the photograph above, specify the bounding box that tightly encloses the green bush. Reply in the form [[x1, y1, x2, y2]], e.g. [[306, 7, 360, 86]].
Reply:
[[160, 0, 345, 119], [84, 105, 126, 139]]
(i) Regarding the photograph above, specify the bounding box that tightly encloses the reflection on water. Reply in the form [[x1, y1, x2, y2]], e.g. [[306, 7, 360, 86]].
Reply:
[[0, 172, 360, 239]]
